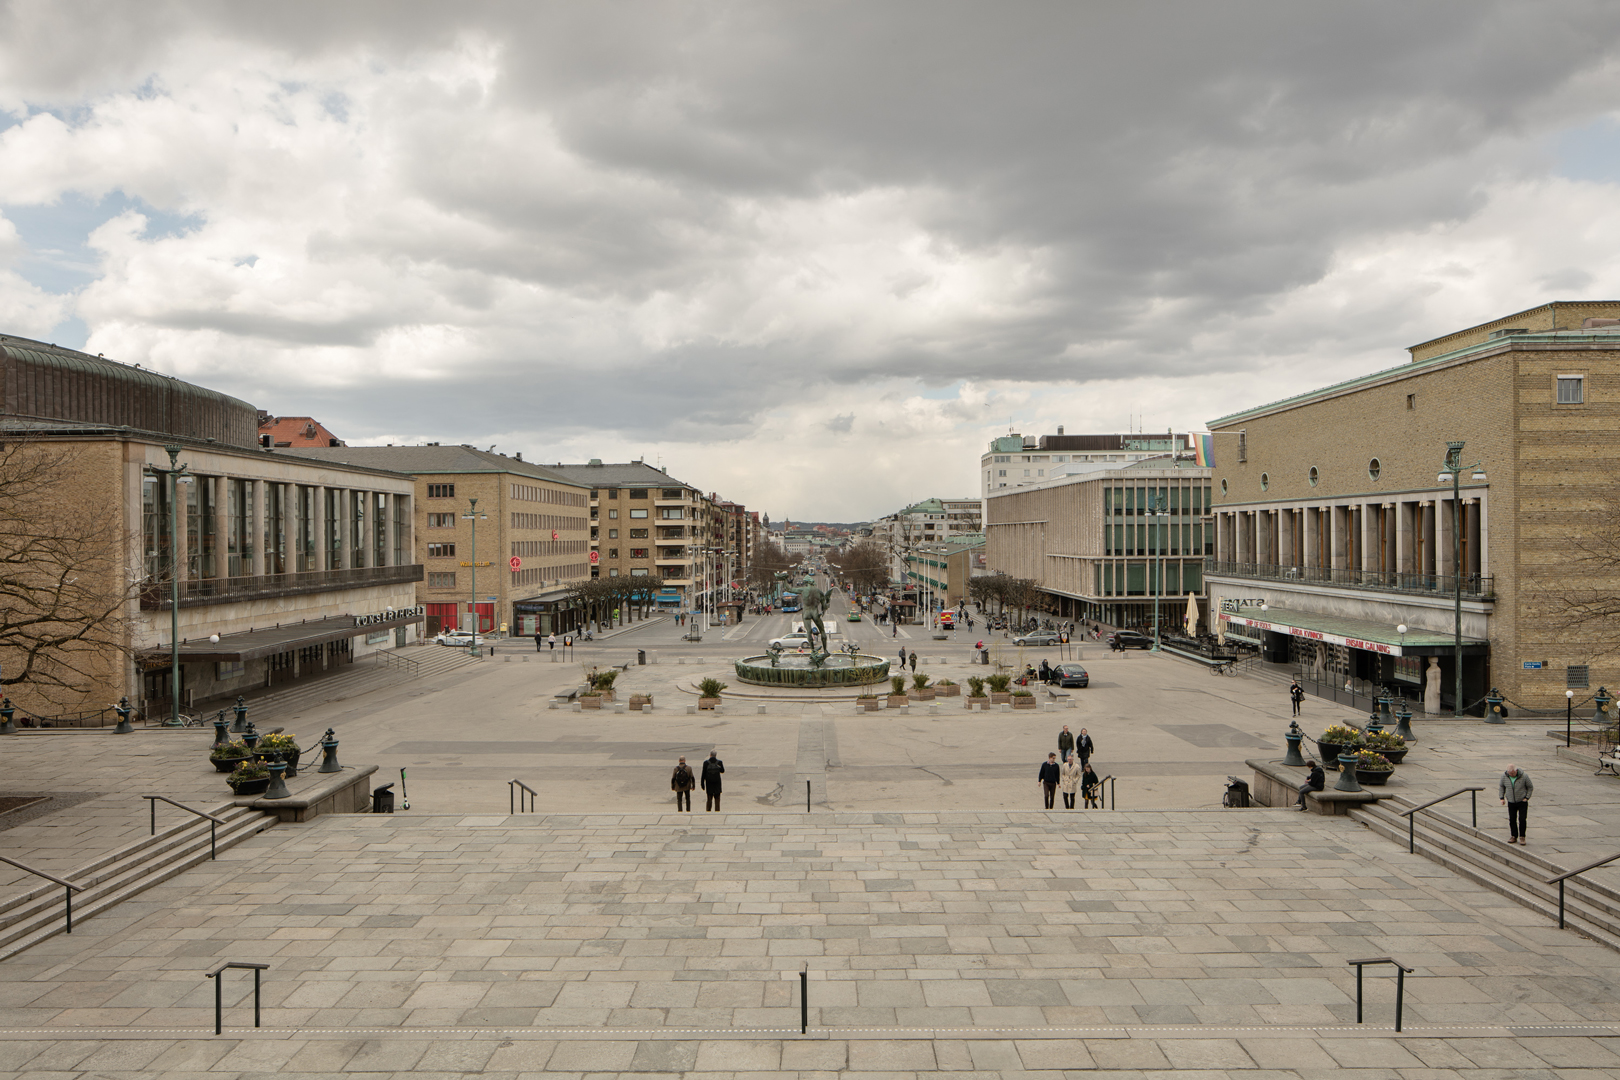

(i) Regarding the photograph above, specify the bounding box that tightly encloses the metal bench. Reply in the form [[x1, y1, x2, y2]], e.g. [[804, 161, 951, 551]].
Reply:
[[1598, 749, 1620, 777]]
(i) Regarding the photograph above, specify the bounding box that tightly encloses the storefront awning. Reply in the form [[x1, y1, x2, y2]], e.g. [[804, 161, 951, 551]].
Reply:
[[143, 610, 425, 664], [1219, 606, 1485, 657]]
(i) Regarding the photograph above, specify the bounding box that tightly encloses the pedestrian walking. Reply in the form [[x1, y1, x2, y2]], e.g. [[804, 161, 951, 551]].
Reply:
[[1057, 724, 1074, 762], [1289, 679, 1304, 716], [548, 632, 557, 651], [892, 620, 898, 637], [898, 646, 907, 669], [671, 756, 695, 812], [1039, 658, 1051, 684], [1038, 753, 1060, 809], [701, 750, 725, 811], [1296, 759, 1324, 810], [1081, 763, 1101, 808], [1076, 728, 1094, 767], [534, 631, 543, 652], [1059, 755, 1082, 809], [1500, 763, 1533, 844], [908, 651, 918, 673]]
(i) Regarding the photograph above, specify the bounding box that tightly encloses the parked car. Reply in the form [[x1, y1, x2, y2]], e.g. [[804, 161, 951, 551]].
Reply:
[[1109, 630, 1153, 650], [1012, 630, 1062, 646], [1053, 663, 1090, 688], [434, 631, 484, 647], [846, 612, 862, 622]]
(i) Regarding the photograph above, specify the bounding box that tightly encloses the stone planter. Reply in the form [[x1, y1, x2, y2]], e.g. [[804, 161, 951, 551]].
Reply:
[[1317, 740, 1359, 769], [580, 695, 604, 709], [908, 689, 936, 703], [990, 692, 1012, 705], [1355, 767, 1394, 786], [629, 696, 653, 711], [229, 777, 271, 796], [965, 697, 989, 710], [697, 697, 720, 710], [1369, 747, 1407, 765], [856, 698, 879, 711], [886, 694, 910, 708], [936, 684, 961, 697], [210, 754, 250, 773], [1011, 696, 1037, 710]]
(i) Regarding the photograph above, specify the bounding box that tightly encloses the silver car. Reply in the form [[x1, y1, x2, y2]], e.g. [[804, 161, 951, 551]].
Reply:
[[1012, 630, 1062, 646]]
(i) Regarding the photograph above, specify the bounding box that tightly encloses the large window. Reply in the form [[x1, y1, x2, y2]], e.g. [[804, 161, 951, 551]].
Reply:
[[660, 507, 684, 520], [428, 543, 456, 557], [427, 572, 457, 588], [427, 513, 454, 527], [1557, 375, 1585, 404], [629, 509, 648, 519], [426, 483, 455, 499]]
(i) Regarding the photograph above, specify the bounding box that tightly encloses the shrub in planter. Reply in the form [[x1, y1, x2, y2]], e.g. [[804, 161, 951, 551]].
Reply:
[[1010, 690, 1037, 709], [986, 673, 1013, 703], [227, 758, 271, 795], [255, 731, 302, 777], [966, 676, 986, 697], [1351, 748, 1395, 786], [697, 677, 726, 709], [590, 669, 619, 701], [1362, 729, 1408, 763], [210, 739, 252, 773], [909, 673, 935, 701], [856, 692, 879, 711], [935, 678, 960, 697], [629, 693, 654, 711]]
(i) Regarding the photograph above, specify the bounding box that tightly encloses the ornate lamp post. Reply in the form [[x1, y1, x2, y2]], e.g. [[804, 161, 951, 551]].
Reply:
[[1437, 442, 1485, 717], [1145, 495, 1169, 651], [144, 445, 191, 726], [1566, 688, 1575, 747]]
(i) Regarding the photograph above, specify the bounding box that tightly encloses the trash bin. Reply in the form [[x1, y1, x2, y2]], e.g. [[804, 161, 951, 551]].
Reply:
[[980, 649, 990, 666], [1223, 776, 1250, 808], [637, 649, 646, 665], [372, 783, 395, 814]]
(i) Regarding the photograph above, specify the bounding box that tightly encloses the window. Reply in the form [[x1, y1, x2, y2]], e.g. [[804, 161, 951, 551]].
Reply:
[[427, 543, 456, 557], [608, 548, 619, 558], [631, 528, 649, 538], [426, 483, 455, 499], [426, 513, 454, 527], [629, 509, 648, 519], [1220, 478, 1228, 495], [998, 469, 1006, 477], [629, 489, 647, 498], [1260, 473, 1269, 491], [608, 529, 618, 539], [1237, 431, 1246, 463], [1368, 458, 1381, 481], [630, 567, 649, 576], [608, 509, 618, 519], [1308, 466, 1319, 487], [609, 568, 619, 577], [661, 488, 683, 499], [660, 508, 684, 519], [1557, 375, 1585, 404], [993, 455, 1010, 463], [630, 548, 648, 558], [607, 488, 618, 498], [1406, 393, 1416, 410], [427, 572, 456, 588], [1022, 469, 1030, 477]]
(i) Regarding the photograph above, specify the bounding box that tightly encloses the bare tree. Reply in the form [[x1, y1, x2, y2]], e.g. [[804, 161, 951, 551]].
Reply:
[[0, 438, 138, 709], [831, 541, 887, 594], [1534, 501, 1620, 658]]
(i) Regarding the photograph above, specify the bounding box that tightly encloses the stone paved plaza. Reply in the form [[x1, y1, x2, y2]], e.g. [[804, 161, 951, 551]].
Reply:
[[1, 618, 1619, 1076]]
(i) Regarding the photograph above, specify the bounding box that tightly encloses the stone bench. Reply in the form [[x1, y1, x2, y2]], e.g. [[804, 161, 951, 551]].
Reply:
[[1246, 758, 1382, 816]]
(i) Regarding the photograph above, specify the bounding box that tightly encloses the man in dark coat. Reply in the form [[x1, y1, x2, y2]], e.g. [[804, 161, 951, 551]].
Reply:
[[701, 750, 725, 811], [1297, 759, 1325, 810], [1038, 753, 1060, 809], [908, 651, 918, 673], [534, 631, 543, 652], [1038, 659, 1051, 684], [1289, 679, 1305, 716], [671, 756, 695, 812], [1076, 728, 1095, 767], [1057, 725, 1074, 762]]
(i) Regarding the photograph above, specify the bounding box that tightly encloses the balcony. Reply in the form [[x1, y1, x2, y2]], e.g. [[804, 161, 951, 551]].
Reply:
[[1204, 560, 1494, 600], [142, 564, 425, 610]]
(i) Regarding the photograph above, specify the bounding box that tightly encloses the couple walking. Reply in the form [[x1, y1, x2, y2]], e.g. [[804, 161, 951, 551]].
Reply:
[[1040, 753, 1100, 809], [670, 751, 725, 811]]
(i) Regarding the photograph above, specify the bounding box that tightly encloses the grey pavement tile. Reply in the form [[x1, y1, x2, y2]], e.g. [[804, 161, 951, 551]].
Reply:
[[847, 1040, 938, 1071]]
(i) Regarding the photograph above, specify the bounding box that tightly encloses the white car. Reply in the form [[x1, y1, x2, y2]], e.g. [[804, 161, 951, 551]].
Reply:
[[434, 631, 484, 647], [770, 632, 812, 649]]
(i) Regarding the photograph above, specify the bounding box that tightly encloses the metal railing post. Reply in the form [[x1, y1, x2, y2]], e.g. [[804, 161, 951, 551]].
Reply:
[[800, 966, 808, 1034], [1558, 879, 1566, 929], [1395, 966, 1406, 1032], [205, 961, 269, 1035], [806, 780, 810, 812], [1348, 957, 1413, 1029]]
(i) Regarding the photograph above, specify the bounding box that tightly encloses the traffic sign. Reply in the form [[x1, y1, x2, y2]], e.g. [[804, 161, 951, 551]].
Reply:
[[509, 556, 522, 571], [589, 551, 600, 564]]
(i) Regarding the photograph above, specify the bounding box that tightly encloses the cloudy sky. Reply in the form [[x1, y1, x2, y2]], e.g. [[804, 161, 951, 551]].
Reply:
[[4, 2, 1620, 521]]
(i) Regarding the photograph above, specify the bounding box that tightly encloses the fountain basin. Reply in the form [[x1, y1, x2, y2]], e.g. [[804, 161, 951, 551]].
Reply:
[[735, 653, 892, 688]]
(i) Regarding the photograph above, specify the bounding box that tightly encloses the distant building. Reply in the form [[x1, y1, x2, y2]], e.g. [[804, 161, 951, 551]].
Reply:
[[869, 497, 983, 581], [258, 413, 345, 447], [981, 430, 1192, 499]]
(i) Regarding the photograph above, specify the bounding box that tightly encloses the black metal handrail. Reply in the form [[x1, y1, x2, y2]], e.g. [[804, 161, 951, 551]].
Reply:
[[1091, 775, 1116, 810], [143, 796, 227, 860], [1348, 956, 1414, 1030], [205, 961, 268, 1034], [1398, 787, 1485, 853], [509, 778, 537, 814], [1547, 850, 1620, 929], [373, 650, 420, 678], [0, 854, 83, 933]]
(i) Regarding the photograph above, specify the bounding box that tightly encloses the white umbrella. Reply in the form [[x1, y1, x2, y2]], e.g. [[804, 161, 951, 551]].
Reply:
[[1183, 592, 1199, 635]]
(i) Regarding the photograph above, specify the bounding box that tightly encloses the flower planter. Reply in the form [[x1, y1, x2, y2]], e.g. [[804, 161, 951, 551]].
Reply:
[[210, 755, 249, 773], [908, 689, 936, 702], [990, 693, 1012, 705], [886, 695, 910, 708], [1317, 740, 1347, 769], [965, 697, 990, 710], [936, 684, 961, 698], [580, 695, 604, 710], [1011, 697, 1037, 710], [856, 698, 879, 711], [697, 697, 720, 710], [1355, 768, 1394, 786], [629, 696, 653, 711], [229, 777, 271, 796], [1373, 748, 1407, 766]]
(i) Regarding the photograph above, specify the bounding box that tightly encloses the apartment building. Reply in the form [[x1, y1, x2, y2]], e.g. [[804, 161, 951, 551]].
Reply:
[[1205, 300, 1620, 713], [986, 461, 1213, 629], [870, 497, 984, 581], [286, 445, 592, 637]]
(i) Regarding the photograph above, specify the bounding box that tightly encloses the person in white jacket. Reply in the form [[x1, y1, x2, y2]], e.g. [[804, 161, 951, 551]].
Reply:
[[1058, 756, 1083, 810]]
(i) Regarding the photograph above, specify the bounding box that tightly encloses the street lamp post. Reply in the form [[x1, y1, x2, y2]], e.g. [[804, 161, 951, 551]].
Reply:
[[1566, 689, 1575, 747], [462, 498, 487, 657], [145, 445, 191, 726], [1437, 442, 1486, 718], [1146, 495, 1169, 651]]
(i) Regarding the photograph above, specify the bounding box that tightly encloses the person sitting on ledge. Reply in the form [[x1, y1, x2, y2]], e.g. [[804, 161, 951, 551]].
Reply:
[[1297, 759, 1325, 810]]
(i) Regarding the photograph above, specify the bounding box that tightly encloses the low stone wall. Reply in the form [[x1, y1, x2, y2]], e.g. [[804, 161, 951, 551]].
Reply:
[[1246, 758, 1382, 816], [240, 764, 379, 823]]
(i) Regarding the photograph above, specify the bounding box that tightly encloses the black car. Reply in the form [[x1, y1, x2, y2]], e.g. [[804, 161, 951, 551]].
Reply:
[[1053, 663, 1089, 688], [1109, 630, 1153, 650]]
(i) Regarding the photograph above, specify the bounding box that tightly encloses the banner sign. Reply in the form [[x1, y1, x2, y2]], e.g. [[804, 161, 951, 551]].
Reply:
[[1219, 612, 1401, 656]]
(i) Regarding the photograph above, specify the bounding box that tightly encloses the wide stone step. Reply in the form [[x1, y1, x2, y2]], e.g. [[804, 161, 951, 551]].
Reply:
[[1351, 802, 1620, 949]]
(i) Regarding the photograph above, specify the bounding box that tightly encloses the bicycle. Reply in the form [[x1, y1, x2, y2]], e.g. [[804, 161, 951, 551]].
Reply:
[[1209, 659, 1239, 677]]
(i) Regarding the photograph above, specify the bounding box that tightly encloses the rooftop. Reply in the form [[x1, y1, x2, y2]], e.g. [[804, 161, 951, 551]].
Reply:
[[282, 444, 586, 488], [546, 460, 695, 489]]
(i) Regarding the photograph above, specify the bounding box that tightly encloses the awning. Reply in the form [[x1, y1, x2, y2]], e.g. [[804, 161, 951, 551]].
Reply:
[[1219, 605, 1486, 657], [143, 610, 425, 664]]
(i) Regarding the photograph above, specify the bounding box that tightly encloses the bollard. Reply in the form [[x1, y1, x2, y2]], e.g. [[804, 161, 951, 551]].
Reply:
[[614, 702, 627, 714], [115, 697, 137, 736], [210, 710, 230, 748], [318, 728, 342, 773], [263, 760, 291, 800], [1394, 699, 1417, 743], [242, 723, 259, 750], [1485, 686, 1506, 725], [0, 697, 13, 735], [1333, 752, 1363, 792], [1282, 720, 1306, 766], [571, 701, 582, 712], [757, 704, 767, 715], [232, 696, 247, 733]]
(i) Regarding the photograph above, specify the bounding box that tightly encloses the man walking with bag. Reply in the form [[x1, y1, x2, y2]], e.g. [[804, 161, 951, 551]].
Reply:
[[1500, 763, 1533, 844], [671, 756, 695, 812], [701, 750, 725, 812]]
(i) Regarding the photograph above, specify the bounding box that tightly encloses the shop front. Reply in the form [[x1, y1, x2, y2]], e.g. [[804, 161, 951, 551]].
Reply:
[[513, 587, 582, 637]]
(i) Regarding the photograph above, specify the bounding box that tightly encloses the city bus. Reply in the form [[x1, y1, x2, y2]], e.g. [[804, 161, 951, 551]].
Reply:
[[781, 592, 801, 613]]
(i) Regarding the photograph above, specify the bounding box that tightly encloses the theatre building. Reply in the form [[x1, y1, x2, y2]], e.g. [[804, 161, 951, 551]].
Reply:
[[0, 335, 423, 721], [1205, 301, 1620, 715]]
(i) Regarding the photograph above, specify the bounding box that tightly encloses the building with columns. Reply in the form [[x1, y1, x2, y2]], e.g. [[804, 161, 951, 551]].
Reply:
[[1205, 301, 1620, 714], [0, 334, 423, 720]]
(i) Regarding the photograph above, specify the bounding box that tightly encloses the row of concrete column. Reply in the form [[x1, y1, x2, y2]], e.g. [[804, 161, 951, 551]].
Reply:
[[1217, 496, 1484, 579], [175, 478, 409, 584]]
